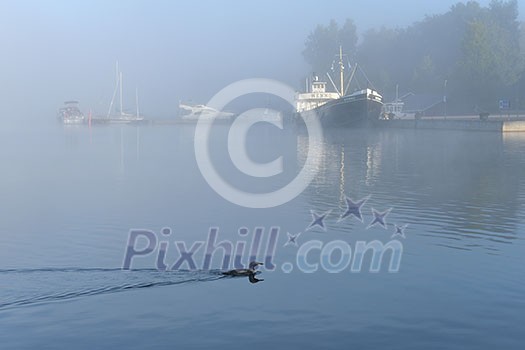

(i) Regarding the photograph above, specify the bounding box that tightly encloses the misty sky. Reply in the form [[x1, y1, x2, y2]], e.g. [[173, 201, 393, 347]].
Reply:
[[1, 0, 523, 120]]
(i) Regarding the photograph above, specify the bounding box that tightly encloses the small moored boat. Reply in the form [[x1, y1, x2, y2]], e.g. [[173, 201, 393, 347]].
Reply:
[[58, 101, 85, 124]]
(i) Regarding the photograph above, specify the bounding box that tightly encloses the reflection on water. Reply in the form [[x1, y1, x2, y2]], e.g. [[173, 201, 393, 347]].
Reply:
[[301, 128, 524, 253]]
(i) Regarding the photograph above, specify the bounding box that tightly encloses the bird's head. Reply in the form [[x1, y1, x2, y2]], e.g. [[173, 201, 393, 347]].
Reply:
[[249, 261, 263, 270]]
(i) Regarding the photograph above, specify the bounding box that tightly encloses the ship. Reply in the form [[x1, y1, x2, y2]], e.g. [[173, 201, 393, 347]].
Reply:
[[295, 46, 383, 128], [57, 101, 85, 124]]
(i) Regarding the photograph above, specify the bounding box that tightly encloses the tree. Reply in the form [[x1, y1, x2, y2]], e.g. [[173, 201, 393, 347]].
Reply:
[[457, 1, 523, 110], [302, 19, 357, 75], [356, 27, 403, 94], [411, 55, 441, 92], [355, 3, 485, 102]]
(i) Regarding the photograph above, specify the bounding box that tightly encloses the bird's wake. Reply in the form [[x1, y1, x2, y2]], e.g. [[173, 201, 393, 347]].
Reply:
[[0, 267, 225, 310]]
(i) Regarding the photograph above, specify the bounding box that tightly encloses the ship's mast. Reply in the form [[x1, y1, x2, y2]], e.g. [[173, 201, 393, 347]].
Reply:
[[136, 87, 140, 118], [119, 71, 123, 116], [106, 61, 119, 119], [339, 45, 344, 96]]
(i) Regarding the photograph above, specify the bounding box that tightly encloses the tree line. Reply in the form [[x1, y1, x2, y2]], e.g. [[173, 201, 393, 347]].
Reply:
[[302, 0, 524, 114]]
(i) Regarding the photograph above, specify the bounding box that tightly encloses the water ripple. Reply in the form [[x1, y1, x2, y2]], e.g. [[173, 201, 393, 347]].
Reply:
[[0, 268, 225, 310]]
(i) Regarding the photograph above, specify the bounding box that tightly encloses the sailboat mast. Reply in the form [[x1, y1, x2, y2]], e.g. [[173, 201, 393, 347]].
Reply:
[[106, 61, 119, 119], [119, 71, 123, 116], [339, 45, 344, 96], [136, 87, 140, 118]]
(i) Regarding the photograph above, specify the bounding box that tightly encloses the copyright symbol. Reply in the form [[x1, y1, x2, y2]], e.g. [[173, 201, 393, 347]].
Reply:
[[194, 78, 323, 208]]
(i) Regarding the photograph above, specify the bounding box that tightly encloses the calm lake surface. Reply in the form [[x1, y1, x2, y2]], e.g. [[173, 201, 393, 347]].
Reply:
[[1, 121, 524, 349]]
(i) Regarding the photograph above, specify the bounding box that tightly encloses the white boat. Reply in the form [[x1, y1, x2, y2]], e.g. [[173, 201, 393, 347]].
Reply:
[[178, 103, 234, 121], [58, 101, 85, 124], [381, 86, 414, 119]]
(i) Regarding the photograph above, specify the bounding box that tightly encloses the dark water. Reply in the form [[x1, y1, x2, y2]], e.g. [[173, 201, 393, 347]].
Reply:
[[0, 122, 524, 349]]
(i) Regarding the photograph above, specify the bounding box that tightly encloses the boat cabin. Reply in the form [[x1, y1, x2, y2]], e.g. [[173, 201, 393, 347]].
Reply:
[[295, 76, 340, 113]]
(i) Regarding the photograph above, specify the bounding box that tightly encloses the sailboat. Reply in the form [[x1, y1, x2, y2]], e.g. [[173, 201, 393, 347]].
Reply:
[[106, 62, 145, 124]]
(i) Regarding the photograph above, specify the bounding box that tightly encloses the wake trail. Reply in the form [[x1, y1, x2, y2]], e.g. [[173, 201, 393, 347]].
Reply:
[[0, 268, 226, 310]]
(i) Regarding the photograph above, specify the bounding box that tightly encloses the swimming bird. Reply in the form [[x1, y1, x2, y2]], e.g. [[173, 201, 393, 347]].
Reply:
[[221, 261, 263, 277], [222, 261, 264, 283]]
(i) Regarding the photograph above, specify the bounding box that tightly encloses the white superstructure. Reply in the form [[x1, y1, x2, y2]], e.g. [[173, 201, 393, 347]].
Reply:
[[295, 77, 340, 113]]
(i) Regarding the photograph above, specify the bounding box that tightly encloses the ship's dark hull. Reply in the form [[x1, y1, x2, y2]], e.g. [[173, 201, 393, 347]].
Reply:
[[303, 92, 383, 128]]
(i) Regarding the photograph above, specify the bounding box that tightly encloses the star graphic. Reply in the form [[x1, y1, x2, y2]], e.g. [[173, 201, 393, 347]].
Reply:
[[306, 209, 331, 231], [367, 208, 392, 229], [392, 224, 408, 239], [338, 195, 370, 223], [284, 232, 301, 247]]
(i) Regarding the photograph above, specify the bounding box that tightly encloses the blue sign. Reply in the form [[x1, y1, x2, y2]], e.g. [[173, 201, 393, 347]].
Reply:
[[499, 100, 510, 110]]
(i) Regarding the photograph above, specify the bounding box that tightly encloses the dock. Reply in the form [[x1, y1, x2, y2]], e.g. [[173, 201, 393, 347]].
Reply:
[[87, 117, 233, 126], [86, 114, 525, 132], [377, 116, 525, 132]]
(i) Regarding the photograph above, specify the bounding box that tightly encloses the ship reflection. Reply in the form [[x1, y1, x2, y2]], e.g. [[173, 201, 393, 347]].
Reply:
[[298, 128, 524, 252]]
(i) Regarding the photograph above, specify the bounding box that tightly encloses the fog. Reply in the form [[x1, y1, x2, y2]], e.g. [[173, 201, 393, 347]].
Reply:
[[2, 2, 525, 348], [1, 0, 516, 122]]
